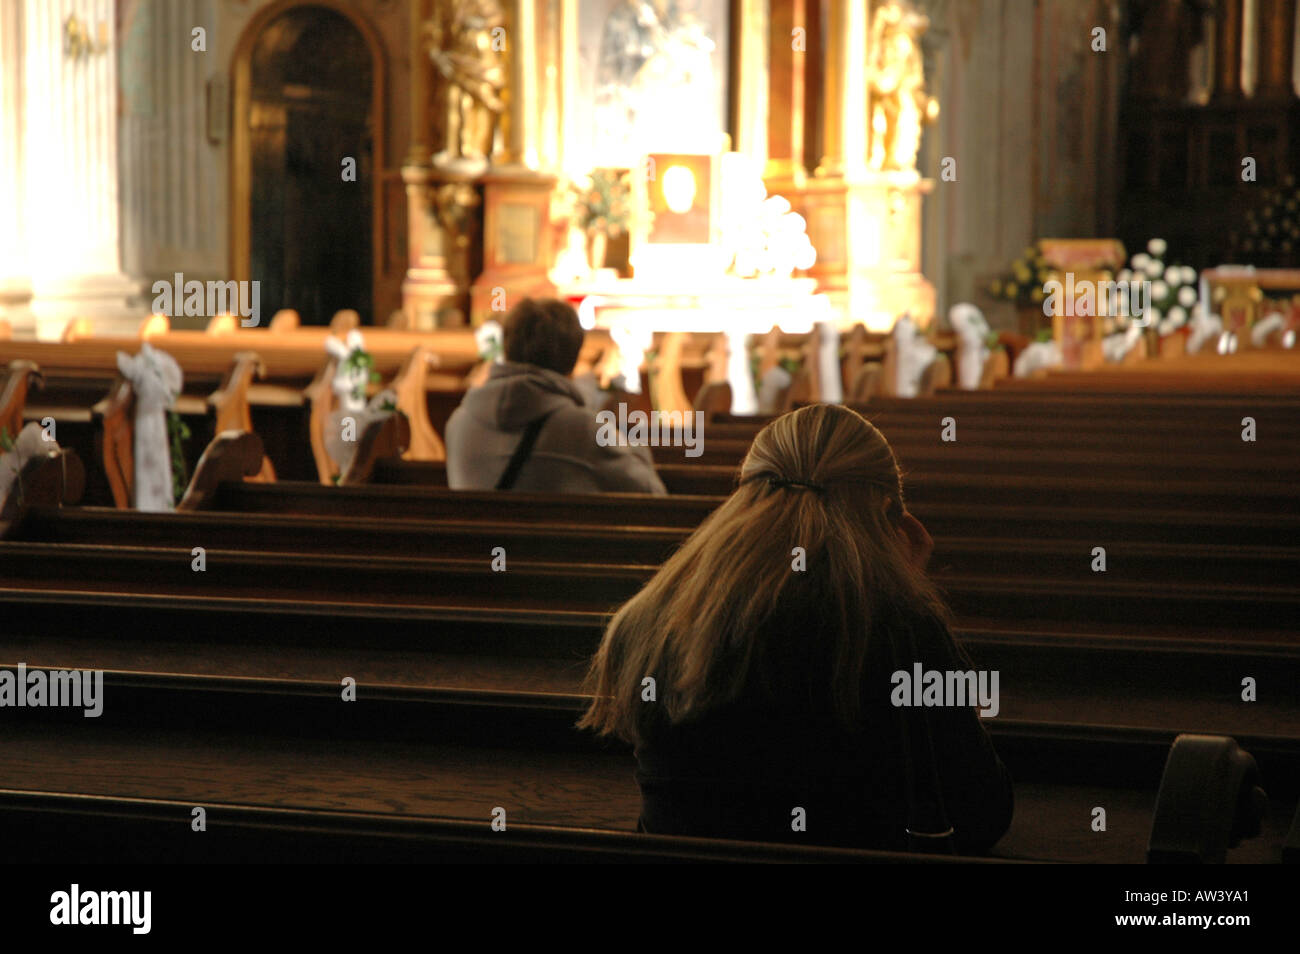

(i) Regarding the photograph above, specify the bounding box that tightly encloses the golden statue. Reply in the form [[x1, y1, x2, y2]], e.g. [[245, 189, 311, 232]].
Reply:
[[425, 0, 507, 168], [868, 0, 939, 173]]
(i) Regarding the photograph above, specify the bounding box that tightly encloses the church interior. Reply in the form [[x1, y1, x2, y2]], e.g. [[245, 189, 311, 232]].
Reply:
[[0, 0, 1298, 887]]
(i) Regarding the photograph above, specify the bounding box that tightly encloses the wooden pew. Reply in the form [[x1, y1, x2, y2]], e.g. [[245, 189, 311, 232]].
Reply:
[[2, 530, 1289, 868], [7, 399, 1296, 863], [91, 360, 270, 510], [3, 331, 481, 385], [368, 457, 1300, 514], [995, 350, 1300, 393], [0, 449, 85, 525], [11, 504, 1300, 587], [0, 790, 993, 864], [0, 359, 42, 440], [0, 650, 1293, 862], [18, 496, 1300, 552], [1, 607, 1295, 741], [2, 534, 1298, 638], [205, 481, 720, 527], [302, 354, 413, 485], [208, 352, 275, 481]]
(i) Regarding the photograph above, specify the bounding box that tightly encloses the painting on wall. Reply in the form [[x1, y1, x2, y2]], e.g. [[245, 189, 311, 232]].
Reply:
[[574, 0, 731, 170]]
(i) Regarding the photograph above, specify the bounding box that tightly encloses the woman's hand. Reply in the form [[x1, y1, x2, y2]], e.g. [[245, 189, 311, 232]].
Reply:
[[897, 511, 934, 571]]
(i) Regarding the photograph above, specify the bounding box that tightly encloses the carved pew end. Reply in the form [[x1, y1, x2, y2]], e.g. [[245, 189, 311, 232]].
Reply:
[[0, 448, 86, 525], [1147, 734, 1267, 864], [269, 310, 301, 332], [692, 381, 733, 419], [177, 431, 267, 512]]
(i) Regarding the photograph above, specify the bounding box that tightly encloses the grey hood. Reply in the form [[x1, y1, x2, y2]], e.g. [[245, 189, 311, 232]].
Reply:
[[460, 361, 587, 430], [444, 360, 667, 496]]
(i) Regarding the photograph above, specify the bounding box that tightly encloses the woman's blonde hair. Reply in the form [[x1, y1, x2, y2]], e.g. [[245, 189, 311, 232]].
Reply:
[[578, 403, 951, 744]]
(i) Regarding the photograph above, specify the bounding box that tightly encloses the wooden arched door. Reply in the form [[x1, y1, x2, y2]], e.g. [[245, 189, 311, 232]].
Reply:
[[236, 3, 379, 325]]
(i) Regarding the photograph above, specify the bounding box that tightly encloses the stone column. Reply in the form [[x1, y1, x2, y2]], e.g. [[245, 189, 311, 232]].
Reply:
[[22, 0, 139, 338], [118, 0, 221, 293], [0, 0, 29, 324]]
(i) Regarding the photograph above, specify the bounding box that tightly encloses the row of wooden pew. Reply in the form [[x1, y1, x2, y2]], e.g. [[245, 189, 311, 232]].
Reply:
[[10, 317, 1300, 507], [2, 393, 1298, 861], [3, 344, 1300, 860]]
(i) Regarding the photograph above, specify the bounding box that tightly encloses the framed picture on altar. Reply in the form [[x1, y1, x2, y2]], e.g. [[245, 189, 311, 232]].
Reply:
[[644, 153, 716, 245]]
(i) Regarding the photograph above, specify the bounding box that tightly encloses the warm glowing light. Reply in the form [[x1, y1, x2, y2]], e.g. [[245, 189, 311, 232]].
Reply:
[[661, 166, 697, 214]]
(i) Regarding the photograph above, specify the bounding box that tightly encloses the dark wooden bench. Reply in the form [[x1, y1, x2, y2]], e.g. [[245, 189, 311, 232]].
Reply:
[[0, 667, 1293, 862], [0, 790, 1010, 864], [3, 535, 1299, 636], [9, 505, 1300, 586]]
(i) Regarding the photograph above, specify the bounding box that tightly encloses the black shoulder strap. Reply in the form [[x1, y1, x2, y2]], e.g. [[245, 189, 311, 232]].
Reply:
[[893, 616, 956, 855], [495, 411, 555, 491]]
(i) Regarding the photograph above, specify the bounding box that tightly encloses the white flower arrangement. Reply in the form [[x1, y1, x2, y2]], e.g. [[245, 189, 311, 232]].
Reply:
[[731, 195, 817, 278], [1123, 238, 1199, 336]]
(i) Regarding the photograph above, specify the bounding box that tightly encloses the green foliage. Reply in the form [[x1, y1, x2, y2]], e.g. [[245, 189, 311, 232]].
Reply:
[[341, 347, 376, 403], [571, 168, 634, 238], [0, 426, 13, 453], [167, 410, 191, 504]]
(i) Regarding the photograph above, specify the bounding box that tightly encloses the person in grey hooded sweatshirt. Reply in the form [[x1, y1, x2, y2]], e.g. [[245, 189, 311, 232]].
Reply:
[[445, 298, 667, 495]]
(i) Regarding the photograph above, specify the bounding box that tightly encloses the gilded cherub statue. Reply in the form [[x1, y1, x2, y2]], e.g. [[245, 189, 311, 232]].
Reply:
[[868, 0, 939, 173], [425, 0, 507, 169]]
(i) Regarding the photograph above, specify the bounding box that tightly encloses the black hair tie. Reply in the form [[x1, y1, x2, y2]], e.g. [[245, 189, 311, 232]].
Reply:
[[768, 477, 826, 494]]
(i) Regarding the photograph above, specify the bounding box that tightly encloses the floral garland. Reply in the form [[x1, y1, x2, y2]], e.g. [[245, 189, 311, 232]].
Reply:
[[167, 410, 190, 505]]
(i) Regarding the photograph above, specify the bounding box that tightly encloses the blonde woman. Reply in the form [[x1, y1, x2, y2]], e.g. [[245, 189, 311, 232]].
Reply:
[[579, 404, 1013, 853]]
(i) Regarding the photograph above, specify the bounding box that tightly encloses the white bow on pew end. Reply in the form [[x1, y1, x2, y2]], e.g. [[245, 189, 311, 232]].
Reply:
[[892, 314, 938, 399], [1012, 340, 1062, 378], [949, 303, 991, 390], [116, 343, 183, 512]]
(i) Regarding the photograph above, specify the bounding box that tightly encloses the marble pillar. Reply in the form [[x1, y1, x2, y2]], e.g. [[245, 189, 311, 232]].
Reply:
[[118, 0, 222, 292], [21, 0, 140, 338], [0, 0, 29, 323]]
